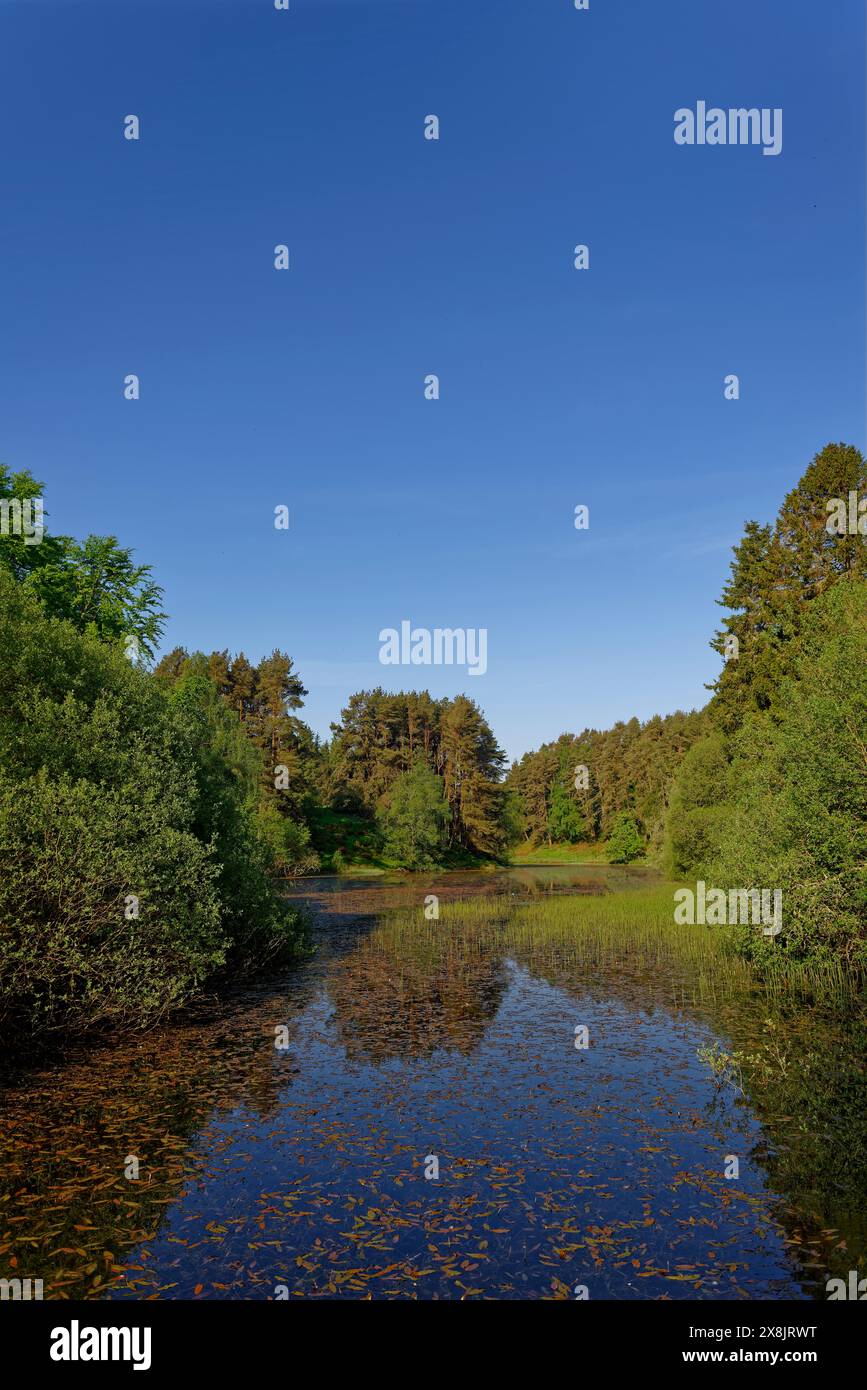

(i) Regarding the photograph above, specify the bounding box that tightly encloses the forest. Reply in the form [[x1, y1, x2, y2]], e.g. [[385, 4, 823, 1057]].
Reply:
[[1, 440, 865, 1045]]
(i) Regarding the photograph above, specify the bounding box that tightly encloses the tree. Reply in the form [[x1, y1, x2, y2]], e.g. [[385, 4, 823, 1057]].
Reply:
[[379, 759, 450, 869], [1, 465, 165, 659], [710, 578, 867, 970], [506, 712, 706, 851], [664, 730, 731, 876], [0, 571, 305, 1046], [153, 646, 321, 875], [326, 688, 508, 858], [438, 695, 507, 855], [501, 788, 527, 847], [710, 443, 867, 730], [546, 780, 586, 843], [607, 812, 644, 864]]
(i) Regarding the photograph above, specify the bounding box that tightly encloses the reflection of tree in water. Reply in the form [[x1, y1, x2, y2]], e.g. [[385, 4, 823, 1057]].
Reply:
[[322, 886, 867, 1293], [717, 1004, 867, 1293], [327, 916, 510, 1063], [4, 878, 866, 1303]]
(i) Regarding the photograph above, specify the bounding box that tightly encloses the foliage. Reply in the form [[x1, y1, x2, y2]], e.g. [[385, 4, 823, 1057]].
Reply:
[[0, 465, 166, 659], [378, 758, 450, 869], [663, 730, 731, 878], [0, 574, 306, 1046], [708, 579, 867, 972], [507, 711, 707, 853], [4, 437, 864, 1004], [509, 442, 866, 980], [326, 688, 508, 858], [606, 812, 644, 864], [546, 780, 586, 843], [660, 444, 867, 976], [710, 442, 867, 730], [154, 646, 321, 876]]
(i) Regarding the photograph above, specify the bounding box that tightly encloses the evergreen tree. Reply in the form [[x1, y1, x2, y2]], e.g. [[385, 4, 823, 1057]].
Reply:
[[327, 688, 508, 858], [711, 443, 867, 730], [153, 646, 321, 874], [506, 711, 706, 853]]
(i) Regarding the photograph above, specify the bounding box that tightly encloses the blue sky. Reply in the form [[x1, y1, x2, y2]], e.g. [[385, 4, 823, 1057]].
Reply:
[[1, 0, 864, 762]]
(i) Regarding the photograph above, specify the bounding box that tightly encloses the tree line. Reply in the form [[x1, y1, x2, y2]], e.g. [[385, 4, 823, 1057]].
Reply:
[[665, 442, 866, 975], [506, 709, 708, 861], [144, 671, 512, 872], [2, 439, 864, 1047], [505, 442, 866, 975], [0, 466, 308, 1049]]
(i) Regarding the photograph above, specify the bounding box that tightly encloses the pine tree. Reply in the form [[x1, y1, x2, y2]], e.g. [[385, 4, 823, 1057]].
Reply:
[[710, 443, 867, 730]]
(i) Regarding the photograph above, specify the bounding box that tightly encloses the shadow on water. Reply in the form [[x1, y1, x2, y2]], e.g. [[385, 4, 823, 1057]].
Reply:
[[0, 868, 864, 1299]]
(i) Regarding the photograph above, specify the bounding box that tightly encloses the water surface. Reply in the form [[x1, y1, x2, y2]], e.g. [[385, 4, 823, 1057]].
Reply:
[[1, 867, 864, 1300]]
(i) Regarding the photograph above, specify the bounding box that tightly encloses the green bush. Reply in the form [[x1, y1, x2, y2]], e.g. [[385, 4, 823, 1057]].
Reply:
[[663, 730, 731, 877], [709, 580, 867, 972], [256, 802, 321, 877], [606, 812, 644, 864], [0, 574, 306, 1045]]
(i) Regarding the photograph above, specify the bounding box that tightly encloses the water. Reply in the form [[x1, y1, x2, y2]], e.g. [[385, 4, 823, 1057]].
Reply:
[[1, 868, 864, 1300]]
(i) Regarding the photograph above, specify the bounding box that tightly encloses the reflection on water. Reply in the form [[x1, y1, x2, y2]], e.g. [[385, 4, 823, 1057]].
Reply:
[[0, 869, 864, 1300]]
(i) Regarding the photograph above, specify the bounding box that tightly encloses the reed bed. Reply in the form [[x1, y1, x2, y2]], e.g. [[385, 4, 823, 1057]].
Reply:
[[368, 886, 861, 1011]]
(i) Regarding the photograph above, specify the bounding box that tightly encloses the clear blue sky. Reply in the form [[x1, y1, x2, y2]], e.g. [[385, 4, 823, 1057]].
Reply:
[[1, 0, 864, 762]]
